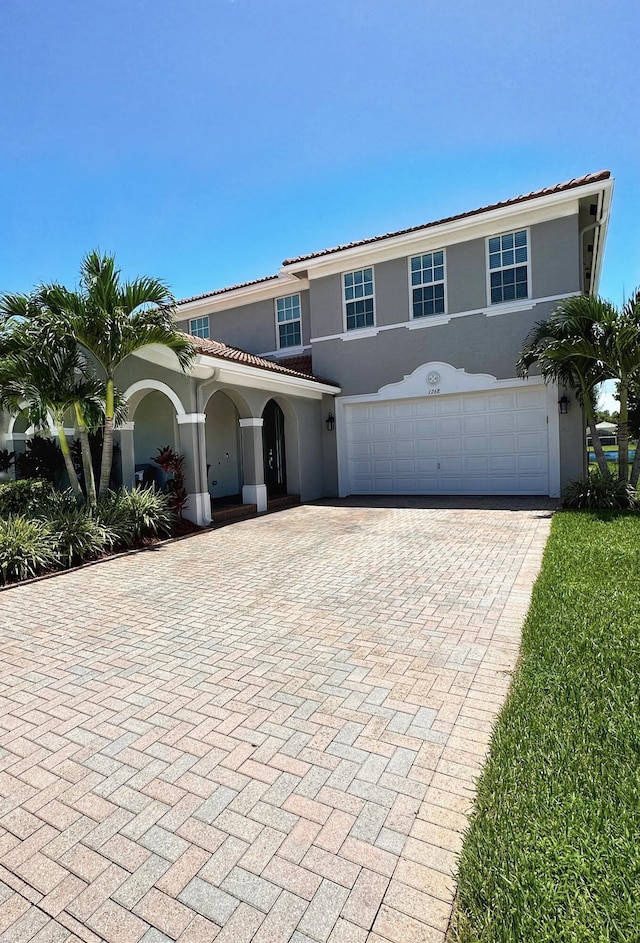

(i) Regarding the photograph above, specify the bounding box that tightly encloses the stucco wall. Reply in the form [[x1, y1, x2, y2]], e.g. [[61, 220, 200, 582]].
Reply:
[[177, 289, 311, 355]]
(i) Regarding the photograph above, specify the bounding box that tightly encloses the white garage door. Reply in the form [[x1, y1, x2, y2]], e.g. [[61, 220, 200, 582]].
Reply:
[[342, 386, 550, 495]]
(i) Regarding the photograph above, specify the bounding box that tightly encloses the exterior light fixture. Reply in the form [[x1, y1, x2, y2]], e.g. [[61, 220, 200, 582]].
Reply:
[[558, 393, 569, 414], [325, 412, 335, 432]]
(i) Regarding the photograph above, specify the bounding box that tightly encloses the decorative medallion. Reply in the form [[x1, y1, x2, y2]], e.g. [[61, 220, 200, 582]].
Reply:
[[427, 371, 441, 386]]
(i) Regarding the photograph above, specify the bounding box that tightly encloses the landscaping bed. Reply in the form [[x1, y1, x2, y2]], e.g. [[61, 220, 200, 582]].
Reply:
[[452, 511, 640, 942], [0, 479, 197, 587]]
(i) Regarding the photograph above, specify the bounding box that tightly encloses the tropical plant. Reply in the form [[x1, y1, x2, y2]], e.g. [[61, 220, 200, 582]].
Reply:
[[562, 469, 637, 510], [153, 445, 189, 520], [0, 516, 57, 585], [0, 478, 54, 516], [40, 502, 111, 567], [104, 487, 173, 540], [0, 314, 104, 501], [550, 289, 640, 484], [518, 296, 610, 476], [15, 436, 65, 484], [0, 449, 15, 473], [34, 252, 195, 499]]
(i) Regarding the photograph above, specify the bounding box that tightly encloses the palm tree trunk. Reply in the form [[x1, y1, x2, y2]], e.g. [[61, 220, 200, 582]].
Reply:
[[56, 421, 82, 497], [74, 402, 96, 505], [98, 378, 115, 500], [618, 383, 629, 482], [584, 395, 609, 476]]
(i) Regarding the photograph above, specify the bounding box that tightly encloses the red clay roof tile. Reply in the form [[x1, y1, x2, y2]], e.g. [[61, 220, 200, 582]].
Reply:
[[185, 335, 338, 387]]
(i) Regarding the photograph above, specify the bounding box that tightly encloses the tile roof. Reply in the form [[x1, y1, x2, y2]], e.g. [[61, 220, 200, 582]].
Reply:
[[273, 354, 314, 376], [185, 334, 339, 387], [178, 274, 280, 306], [281, 170, 612, 266]]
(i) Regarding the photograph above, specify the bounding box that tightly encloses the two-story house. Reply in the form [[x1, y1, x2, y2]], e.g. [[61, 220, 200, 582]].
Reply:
[[1, 171, 613, 524]]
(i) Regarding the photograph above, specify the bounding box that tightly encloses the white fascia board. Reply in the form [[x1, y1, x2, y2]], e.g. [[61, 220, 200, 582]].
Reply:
[[283, 179, 614, 279], [591, 180, 614, 295], [177, 273, 309, 317]]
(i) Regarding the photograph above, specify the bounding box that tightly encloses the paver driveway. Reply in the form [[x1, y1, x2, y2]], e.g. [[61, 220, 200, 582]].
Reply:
[[0, 498, 553, 943]]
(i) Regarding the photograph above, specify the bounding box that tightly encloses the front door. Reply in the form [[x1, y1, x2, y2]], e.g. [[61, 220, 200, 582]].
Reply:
[[262, 399, 287, 496]]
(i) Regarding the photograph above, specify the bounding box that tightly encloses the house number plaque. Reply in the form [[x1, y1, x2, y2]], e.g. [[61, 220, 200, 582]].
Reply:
[[427, 371, 441, 393]]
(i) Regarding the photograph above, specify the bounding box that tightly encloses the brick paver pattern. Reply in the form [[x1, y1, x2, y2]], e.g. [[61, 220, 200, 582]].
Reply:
[[0, 499, 552, 942]]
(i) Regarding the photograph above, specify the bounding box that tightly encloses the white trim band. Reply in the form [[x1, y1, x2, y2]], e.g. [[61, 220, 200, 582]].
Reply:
[[176, 413, 207, 425], [239, 418, 264, 428]]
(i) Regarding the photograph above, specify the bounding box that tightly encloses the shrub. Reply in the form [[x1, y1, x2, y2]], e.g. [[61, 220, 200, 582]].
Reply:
[[41, 505, 111, 568], [562, 470, 638, 510], [95, 492, 137, 548], [0, 516, 57, 585], [16, 436, 65, 483], [102, 488, 173, 541], [0, 479, 54, 517], [0, 449, 15, 473]]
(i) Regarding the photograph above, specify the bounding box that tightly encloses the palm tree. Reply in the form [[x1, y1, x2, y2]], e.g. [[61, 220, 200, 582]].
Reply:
[[35, 252, 195, 499], [0, 344, 104, 499], [518, 300, 611, 477], [0, 296, 102, 503], [552, 290, 640, 483]]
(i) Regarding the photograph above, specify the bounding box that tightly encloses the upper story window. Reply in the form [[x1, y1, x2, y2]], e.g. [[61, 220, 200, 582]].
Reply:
[[410, 250, 446, 318], [189, 316, 210, 339], [488, 230, 529, 304], [344, 267, 374, 330], [275, 294, 302, 349]]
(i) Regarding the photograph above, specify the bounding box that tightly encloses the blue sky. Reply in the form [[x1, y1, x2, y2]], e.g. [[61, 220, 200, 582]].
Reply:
[[0, 0, 637, 324]]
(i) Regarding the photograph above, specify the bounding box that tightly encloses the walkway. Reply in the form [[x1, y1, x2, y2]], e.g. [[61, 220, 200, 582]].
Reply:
[[0, 498, 553, 942]]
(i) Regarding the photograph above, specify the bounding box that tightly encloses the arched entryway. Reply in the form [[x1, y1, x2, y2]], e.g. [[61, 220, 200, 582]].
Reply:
[[262, 399, 287, 497], [132, 390, 179, 488], [205, 391, 243, 500]]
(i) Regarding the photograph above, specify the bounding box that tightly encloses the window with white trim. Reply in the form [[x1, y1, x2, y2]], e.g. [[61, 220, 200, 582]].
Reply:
[[410, 250, 445, 318], [344, 267, 374, 330], [189, 316, 210, 339], [488, 230, 528, 304], [275, 294, 302, 349]]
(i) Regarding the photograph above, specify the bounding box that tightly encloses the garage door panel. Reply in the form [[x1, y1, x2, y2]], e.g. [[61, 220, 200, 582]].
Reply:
[[518, 432, 547, 452], [439, 437, 463, 454], [372, 405, 393, 420], [437, 399, 463, 416], [372, 441, 392, 456], [487, 393, 516, 411], [491, 455, 517, 473], [414, 400, 438, 417], [464, 457, 490, 474], [415, 419, 437, 436], [373, 460, 393, 474], [465, 435, 490, 453], [394, 440, 415, 456], [488, 413, 517, 433], [463, 415, 487, 434], [516, 410, 547, 431], [344, 386, 549, 495]]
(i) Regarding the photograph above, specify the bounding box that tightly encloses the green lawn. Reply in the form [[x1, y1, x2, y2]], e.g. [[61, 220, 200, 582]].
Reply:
[[452, 512, 640, 943]]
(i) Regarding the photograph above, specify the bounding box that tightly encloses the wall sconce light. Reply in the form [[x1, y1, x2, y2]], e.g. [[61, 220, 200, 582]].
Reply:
[[325, 412, 335, 432], [558, 393, 569, 414]]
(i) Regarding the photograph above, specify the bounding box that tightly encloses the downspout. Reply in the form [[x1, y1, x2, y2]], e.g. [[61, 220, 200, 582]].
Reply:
[[580, 204, 609, 296]]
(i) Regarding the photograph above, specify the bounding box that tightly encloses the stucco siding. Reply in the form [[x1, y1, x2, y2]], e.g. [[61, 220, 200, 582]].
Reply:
[[446, 238, 486, 313], [530, 215, 581, 298]]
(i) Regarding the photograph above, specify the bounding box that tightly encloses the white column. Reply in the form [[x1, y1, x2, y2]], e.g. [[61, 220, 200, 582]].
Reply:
[[177, 413, 212, 526], [239, 418, 267, 512]]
